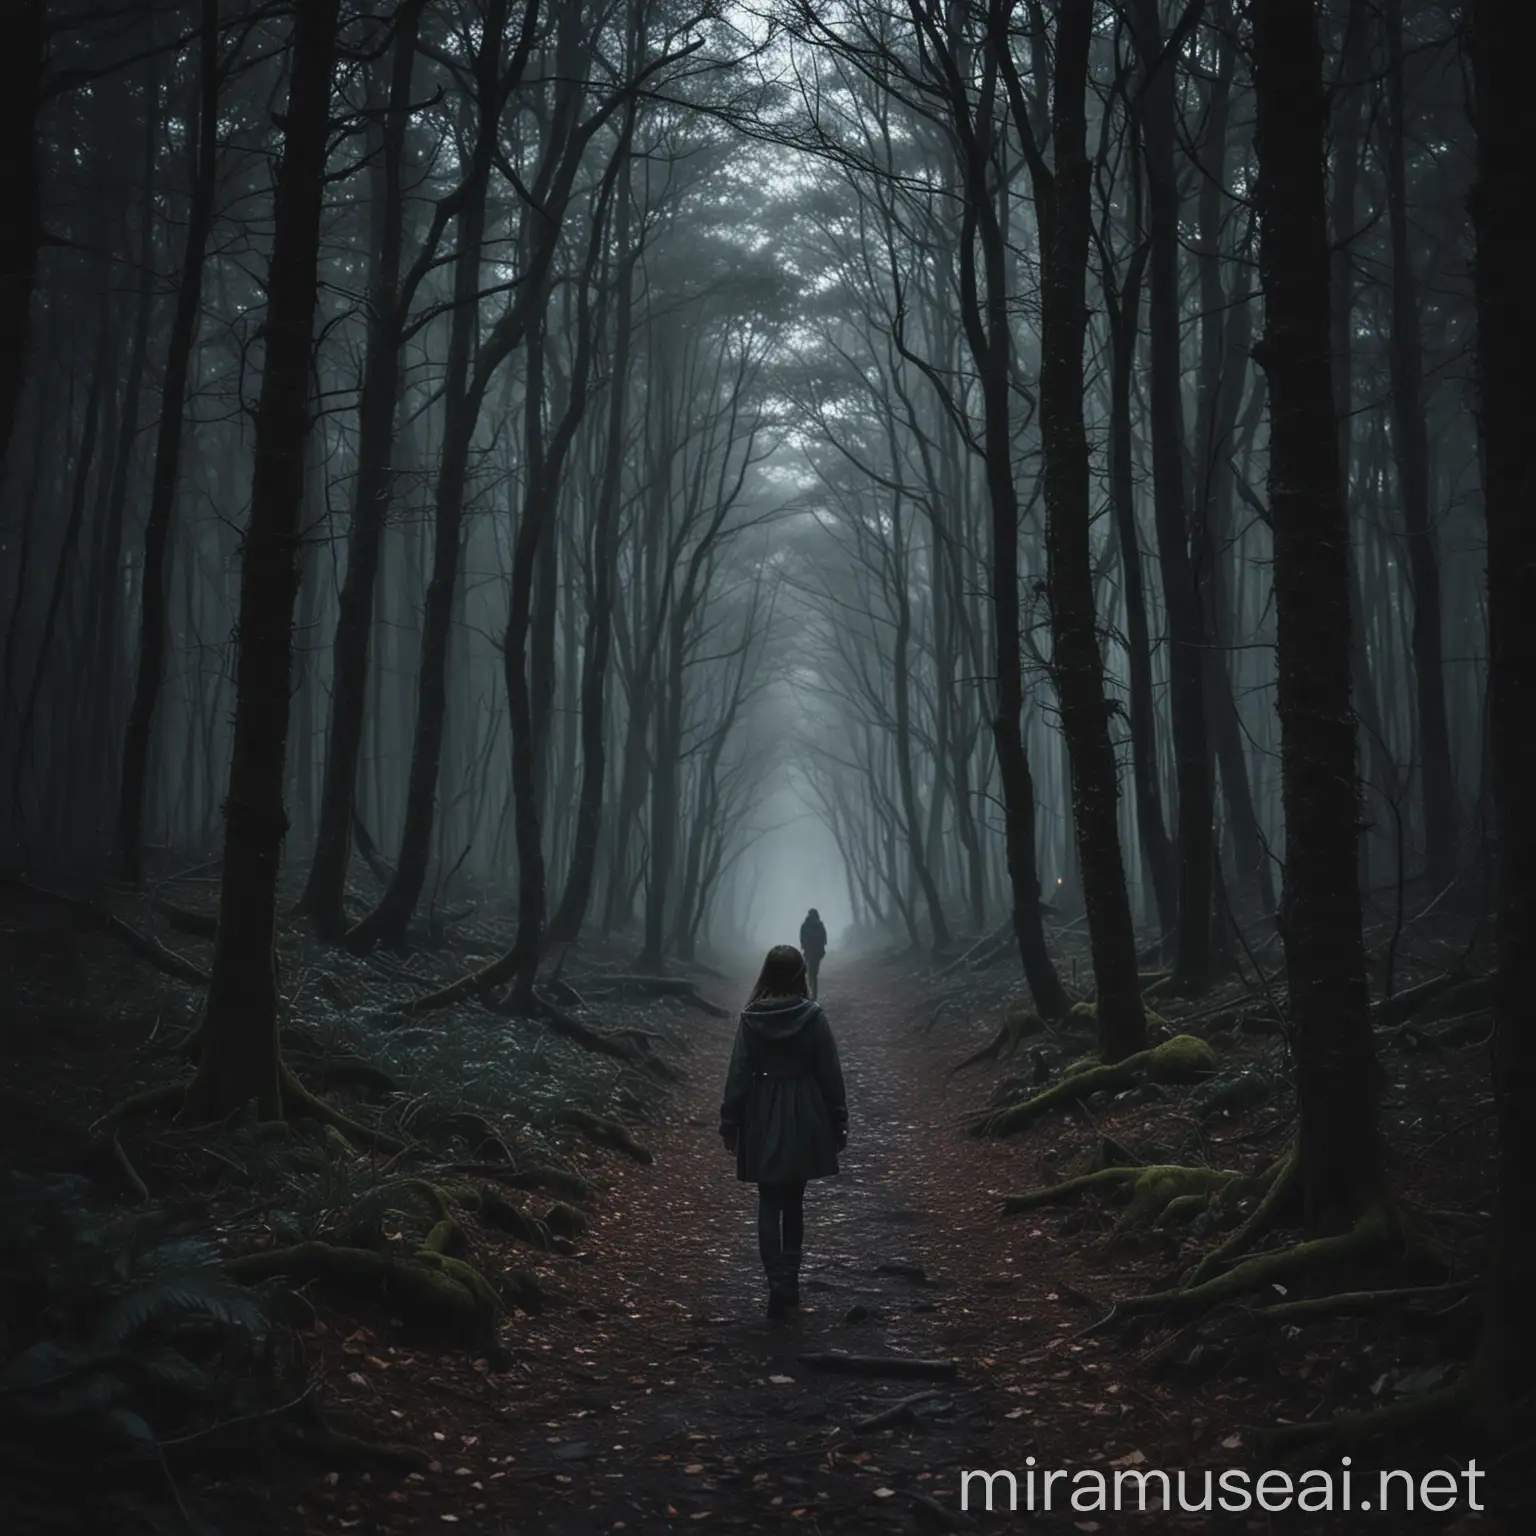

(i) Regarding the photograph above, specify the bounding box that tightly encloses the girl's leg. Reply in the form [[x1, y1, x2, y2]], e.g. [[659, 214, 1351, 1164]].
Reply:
[[757, 1184, 784, 1268], [780, 1182, 807, 1306], [781, 1182, 806, 1256]]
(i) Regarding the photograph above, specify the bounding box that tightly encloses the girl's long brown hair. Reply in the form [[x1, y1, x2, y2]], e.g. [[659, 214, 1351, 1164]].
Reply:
[[747, 944, 809, 1004]]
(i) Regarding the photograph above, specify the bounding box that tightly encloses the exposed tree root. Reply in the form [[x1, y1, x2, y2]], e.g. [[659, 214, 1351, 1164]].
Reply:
[[1260, 1279, 1475, 1324], [583, 974, 731, 1018], [226, 1239, 501, 1345], [14, 876, 211, 984], [150, 893, 219, 937], [439, 1162, 590, 1202], [349, 808, 397, 886], [1183, 1151, 1297, 1286], [471, 1189, 551, 1248], [543, 1201, 590, 1239], [972, 1035, 1218, 1137], [1370, 966, 1470, 1028], [96, 1080, 188, 1128], [1002, 1163, 1251, 1235], [797, 1352, 958, 1379], [277, 1416, 432, 1474], [949, 1005, 1044, 1076], [277, 1064, 404, 1152], [1114, 1201, 1403, 1322], [503, 989, 681, 1082], [307, 1055, 400, 1097], [1256, 1381, 1467, 1456], [558, 1107, 653, 1164], [389, 949, 519, 1013], [98, 1063, 404, 1152]]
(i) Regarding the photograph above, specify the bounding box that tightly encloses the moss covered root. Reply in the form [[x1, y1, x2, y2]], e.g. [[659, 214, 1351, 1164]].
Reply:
[[558, 1107, 653, 1164], [949, 1006, 1045, 1076], [226, 1239, 500, 1344], [1113, 1200, 1404, 1322], [100, 1062, 404, 1152], [974, 1034, 1218, 1137], [1003, 1164, 1246, 1234]]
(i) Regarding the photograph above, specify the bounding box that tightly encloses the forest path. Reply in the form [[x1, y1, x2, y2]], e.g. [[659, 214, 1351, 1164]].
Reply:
[[292, 965, 1166, 1536]]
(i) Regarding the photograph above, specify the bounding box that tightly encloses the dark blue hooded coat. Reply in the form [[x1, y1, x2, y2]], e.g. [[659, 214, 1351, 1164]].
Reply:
[[718, 996, 847, 1184]]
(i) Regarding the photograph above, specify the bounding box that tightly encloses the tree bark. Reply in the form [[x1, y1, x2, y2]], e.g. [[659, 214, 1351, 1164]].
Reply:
[[1467, 0, 1536, 1439], [189, 0, 342, 1120], [547, 147, 637, 944], [116, 0, 221, 883], [919, 3, 1067, 1016], [999, 0, 1145, 1060], [345, 3, 513, 952], [0, 0, 43, 485], [1382, 0, 1457, 893], [1129, 0, 1215, 994], [1250, 0, 1384, 1230], [301, 0, 425, 938]]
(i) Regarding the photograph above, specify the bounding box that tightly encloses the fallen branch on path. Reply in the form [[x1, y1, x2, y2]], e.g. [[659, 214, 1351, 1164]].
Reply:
[[797, 1352, 957, 1380], [556, 1107, 654, 1165], [493, 988, 681, 1082], [934, 922, 1012, 978], [910, 1491, 978, 1531], [851, 1389, 946, 1432], [1370, 966, 1470, 1029], [14, 876, 211, 984], [874, 1262, 934, 1285], [150, 892, 218, 937], [582, 973, 730, 1018]]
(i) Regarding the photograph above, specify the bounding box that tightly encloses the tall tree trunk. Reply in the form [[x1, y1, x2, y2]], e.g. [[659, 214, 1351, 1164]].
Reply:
[[1383, 0, 1457, 893], [349, 0, 575, 951], [0, 0, 43, 485], [929, 10, 1067, 1017], [1103, 235, 1177, 939], [1251, 0, 1384, 1229], [344, 22, 503, 952], [999, 0, 1145, 1060], [188, 0, 341, 1120], [548, 152, 637, 944], [1328, 0, 1398, 893], [1467, 0, 1536, 1443], [116, 0, 221, 883], [83, 55, 159, 839], [1129, 0, 1215, 995], [11, 298, 110, 844], [1190, 6, 1275, 919], [302, 0, 424, 938]]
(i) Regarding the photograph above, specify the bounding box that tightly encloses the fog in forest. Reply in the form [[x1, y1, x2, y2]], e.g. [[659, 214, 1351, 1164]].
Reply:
[[1, 0, 1531, 1528]]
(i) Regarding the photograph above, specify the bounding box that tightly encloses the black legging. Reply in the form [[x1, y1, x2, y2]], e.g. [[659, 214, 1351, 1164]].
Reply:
[[757, 1181, 806, 1263], [807, 954, 822, 998]]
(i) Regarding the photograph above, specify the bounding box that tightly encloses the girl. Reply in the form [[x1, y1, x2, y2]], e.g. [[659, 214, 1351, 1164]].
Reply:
[[719, 944, 848, 1318]]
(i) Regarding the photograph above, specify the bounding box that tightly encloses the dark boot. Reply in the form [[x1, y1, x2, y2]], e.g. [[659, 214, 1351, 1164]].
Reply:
[[765, 1257, 791, 1319], [781, 1251, 801, 1309]]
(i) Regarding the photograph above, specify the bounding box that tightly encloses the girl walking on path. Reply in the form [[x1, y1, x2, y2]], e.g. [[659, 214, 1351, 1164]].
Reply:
[[799, 909, 828, 997], [719, 945, 848, 1318]]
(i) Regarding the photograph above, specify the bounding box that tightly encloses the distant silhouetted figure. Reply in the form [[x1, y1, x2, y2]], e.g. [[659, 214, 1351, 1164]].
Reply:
[[799, 908, 828, 998], [719, 944, 847, 1319]]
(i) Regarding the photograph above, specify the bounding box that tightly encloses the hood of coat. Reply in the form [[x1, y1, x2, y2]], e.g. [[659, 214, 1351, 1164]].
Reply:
[[740, 994, 820, 1039]]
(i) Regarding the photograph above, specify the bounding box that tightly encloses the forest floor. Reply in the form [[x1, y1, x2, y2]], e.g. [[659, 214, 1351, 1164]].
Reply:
[[0, 883, 1511, 1534]]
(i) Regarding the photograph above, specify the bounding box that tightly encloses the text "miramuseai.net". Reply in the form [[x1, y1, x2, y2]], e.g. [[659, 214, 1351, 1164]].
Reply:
[[959, 1457, 1486, 1515]]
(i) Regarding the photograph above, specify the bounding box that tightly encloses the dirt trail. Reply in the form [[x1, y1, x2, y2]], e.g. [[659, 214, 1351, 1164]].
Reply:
[[274, 967, 1171, 1535]]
